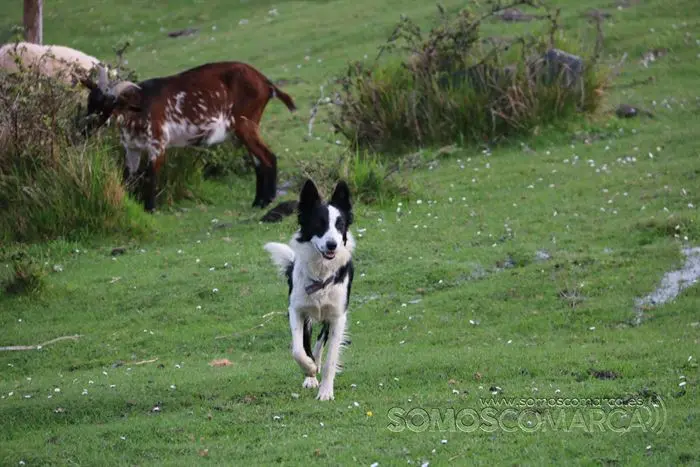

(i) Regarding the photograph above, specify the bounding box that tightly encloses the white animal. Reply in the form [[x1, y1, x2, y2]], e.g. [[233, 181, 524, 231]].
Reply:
[[264, 179, 356, 401], [0, 41, 102, 84]]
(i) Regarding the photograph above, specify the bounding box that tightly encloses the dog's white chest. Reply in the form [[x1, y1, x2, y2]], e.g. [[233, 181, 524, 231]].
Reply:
[[298, 285, 346, 321], [290, 261, 348, 322]]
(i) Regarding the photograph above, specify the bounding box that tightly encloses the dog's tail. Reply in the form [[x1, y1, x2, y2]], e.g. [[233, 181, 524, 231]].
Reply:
[[264, 242, 295, 275]]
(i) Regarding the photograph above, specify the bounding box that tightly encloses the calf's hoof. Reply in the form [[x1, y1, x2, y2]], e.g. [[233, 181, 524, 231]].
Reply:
[[144, 201, 157, 213]]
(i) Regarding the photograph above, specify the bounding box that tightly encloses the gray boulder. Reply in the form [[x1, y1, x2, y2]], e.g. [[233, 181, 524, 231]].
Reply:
[[530, 48, 584, 89]]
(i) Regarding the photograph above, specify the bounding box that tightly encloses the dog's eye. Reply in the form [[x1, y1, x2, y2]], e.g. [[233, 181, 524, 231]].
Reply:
[[335, 218, 345, 231]]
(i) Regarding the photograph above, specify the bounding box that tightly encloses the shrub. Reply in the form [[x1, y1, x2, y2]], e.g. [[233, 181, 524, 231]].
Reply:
[[0, 67, 151, 243], [291, 149, 411, 205], [201, 143, 254, 180], [114, 143, 253, 209], [2, 251, 46, 296], [0, 65, 86, 159], [331, 2, 610, 153]]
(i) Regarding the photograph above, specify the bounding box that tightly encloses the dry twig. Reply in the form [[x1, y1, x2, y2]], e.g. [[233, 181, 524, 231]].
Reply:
[[0, 334, 81, 352], [132, 357, 159, 365]]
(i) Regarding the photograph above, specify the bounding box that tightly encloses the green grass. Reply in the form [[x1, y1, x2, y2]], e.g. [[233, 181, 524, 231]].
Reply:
[[2, 0, 700, 465]]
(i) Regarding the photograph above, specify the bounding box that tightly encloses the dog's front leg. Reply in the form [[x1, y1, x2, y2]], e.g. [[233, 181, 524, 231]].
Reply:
[[289, 307, 319, 388], [317, 313, 347, 401], [312, 322, 329, 373]]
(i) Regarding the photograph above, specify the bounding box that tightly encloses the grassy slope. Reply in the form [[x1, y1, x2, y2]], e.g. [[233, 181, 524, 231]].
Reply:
[[1, 0, 700, 465]]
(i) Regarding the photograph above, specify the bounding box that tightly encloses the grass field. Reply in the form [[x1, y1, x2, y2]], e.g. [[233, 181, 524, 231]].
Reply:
[[2, 0, 700, 465]]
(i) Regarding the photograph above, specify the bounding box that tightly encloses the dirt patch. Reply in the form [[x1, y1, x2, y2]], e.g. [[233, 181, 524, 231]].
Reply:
[[634, 247, 700, 324], [589, 369, 620, 380], [209, 358, 232, 367]]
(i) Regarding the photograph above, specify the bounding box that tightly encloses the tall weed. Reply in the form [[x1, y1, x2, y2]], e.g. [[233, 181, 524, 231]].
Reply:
[[331, 2, 611, 153], [0, 67, 150, 243]]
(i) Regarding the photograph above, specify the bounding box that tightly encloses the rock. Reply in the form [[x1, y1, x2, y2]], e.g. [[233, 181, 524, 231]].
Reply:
[[589, 368, 619, 380], [260, 200, 298, 223], [531, 48, 585, 89], [167, 28, 199, 38], [640, 48, 668, 67], [496, 8, 540, 22], [110, 247, 126, 256], [535, 250, 551, 262], [615, 104, 654, 119], [496, 255, 517, 269], [616, 104, 638, 118]]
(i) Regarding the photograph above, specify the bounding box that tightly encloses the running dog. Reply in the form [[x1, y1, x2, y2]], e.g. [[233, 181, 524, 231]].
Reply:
[[263, 179, 355, 401]]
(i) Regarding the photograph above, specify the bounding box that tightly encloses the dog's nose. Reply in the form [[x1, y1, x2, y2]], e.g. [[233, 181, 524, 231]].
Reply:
[[326, 240, 337, 251]]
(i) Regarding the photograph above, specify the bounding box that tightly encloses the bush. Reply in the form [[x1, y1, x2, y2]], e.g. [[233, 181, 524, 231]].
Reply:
[[201, 143, 254, 180], [291, 149, 411, 205], [0, 67, 151, 243], [2, 251, 46, 296], [113, 143, 252, 209], [0, 65, 86, 159], [331, 2, 610, 153]]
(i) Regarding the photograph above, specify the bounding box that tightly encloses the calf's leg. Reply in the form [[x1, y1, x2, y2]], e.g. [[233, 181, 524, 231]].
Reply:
[[235, 120, 278, 209], [143, 149, 165, 213]]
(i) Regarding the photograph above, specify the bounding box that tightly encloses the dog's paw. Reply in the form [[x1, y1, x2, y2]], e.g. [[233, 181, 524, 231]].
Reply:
[[303, 376, 319, 389], [316, 385, 334, 401]]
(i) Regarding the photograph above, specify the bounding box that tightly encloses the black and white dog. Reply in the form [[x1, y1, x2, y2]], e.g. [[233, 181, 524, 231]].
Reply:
[[264, 179, 355, 401]]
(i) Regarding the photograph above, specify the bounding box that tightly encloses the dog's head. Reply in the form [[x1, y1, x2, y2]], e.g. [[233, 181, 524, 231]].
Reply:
[[297, 179, 353, 260]]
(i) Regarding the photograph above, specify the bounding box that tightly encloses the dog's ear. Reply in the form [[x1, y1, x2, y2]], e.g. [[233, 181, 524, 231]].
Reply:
[[299, 179, 321, 211], [330, 180, 353, 225]]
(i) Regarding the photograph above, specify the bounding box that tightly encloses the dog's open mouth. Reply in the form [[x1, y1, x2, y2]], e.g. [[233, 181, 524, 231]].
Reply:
[[316, 244, 336, 260]]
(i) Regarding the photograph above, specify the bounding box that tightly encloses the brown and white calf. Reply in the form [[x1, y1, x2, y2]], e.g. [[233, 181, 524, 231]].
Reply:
[[81, 61, 297, 211]]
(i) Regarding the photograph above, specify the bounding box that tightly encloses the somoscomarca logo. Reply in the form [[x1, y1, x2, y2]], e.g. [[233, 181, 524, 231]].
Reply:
[[386, 396, 667, 434]]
